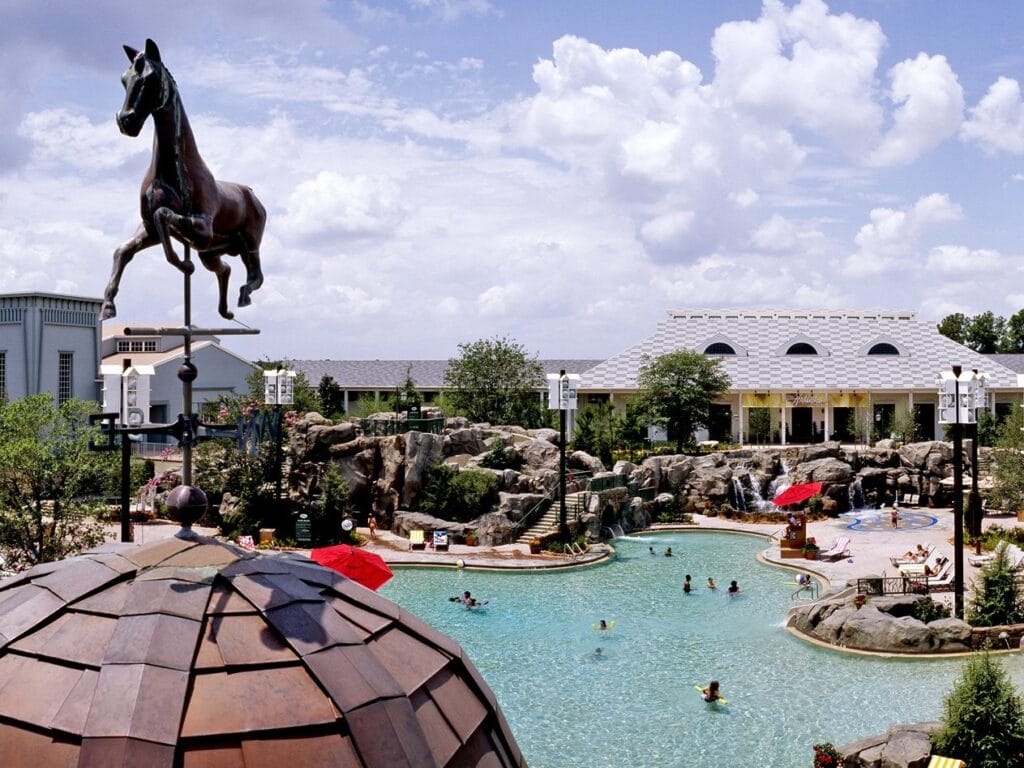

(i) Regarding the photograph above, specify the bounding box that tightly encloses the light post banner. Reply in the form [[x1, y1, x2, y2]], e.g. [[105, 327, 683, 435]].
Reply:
[[547, 373, 579, 410]]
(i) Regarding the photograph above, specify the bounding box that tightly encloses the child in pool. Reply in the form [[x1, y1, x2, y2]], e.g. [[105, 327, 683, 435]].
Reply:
[[683, 575, 692, 594], [702, 680, 723, 702], [707, 577, 716, 590], [728, 580, 741, 594]]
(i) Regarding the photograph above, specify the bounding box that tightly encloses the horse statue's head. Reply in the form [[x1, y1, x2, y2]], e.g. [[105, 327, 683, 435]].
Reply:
[[117, 39, 172, 138]]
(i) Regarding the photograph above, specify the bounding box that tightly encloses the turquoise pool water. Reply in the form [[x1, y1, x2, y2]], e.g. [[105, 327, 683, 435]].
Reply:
[[379, 532, 1024, 767]]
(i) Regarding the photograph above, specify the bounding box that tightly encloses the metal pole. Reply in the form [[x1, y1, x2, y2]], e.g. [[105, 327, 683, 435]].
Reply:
[[559, 369, 568, 539], [952, 367, 964, 619], [970, 423, 982, 546], [182, 245, 193, 487], [275, 404, 283, 503], [120, 359, 132, 542]]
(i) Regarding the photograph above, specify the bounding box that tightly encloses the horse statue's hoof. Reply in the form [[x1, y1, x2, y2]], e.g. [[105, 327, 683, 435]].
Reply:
[[101, 302, 117, 320], [238, 287, 251, 307], [218, 308, 234, 321]]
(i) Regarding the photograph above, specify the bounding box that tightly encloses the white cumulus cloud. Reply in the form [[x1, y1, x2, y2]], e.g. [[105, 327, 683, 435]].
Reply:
[[962, 76, 1024, 154]]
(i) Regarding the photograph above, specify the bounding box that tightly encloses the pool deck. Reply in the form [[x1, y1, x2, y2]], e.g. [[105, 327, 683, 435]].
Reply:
[[126, 507, 1014, 604]]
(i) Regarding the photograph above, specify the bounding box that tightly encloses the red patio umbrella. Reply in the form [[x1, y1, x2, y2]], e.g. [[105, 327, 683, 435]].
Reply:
[[773, 481, 823, 508], [310, 544, 394, 590]]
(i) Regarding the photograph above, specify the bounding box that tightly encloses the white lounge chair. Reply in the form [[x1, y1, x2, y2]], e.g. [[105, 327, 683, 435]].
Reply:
[[899, 550, 945, 577], [819, 536, 851, 561], [890, 543, 934, 568], [968, 541, 1007, 567]]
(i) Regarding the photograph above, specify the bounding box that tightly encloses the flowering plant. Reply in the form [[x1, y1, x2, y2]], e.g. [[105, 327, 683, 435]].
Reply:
[[813, 742, 844, 767], [853, 594, 866, 609]]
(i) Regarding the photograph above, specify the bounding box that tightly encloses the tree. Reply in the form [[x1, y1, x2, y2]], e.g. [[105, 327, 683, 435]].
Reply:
[[991, 404, 1024, 515], [393, 365, 423, 412], [444, 337, 544, 427], [634, 350, 731, 453], [572, 401, 620, 467], [0, 395, 112, 570], [965, 311, 1005, 354], [1001, 308, 1024, 353], [967, 544, 1024, 626], [932, 649, 1024, 768], [317, 375, 346, 419], [937, 313, 969, 344]]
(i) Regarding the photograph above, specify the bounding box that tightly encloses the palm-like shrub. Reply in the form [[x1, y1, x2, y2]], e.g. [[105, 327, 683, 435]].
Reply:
[[968, 544, 1024, 626]]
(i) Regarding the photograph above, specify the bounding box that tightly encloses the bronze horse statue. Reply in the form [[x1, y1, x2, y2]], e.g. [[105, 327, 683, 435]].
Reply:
[[102, 39, 265, 321]]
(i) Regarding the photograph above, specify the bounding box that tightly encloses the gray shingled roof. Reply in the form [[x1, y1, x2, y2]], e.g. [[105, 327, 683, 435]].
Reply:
[[290, 359, 604, 389], [582, 309, 1020, 391], [986, 354, 1024, 374]]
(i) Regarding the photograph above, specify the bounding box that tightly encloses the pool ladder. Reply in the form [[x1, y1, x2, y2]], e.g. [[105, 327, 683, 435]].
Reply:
[[791, 581, 820, 601]]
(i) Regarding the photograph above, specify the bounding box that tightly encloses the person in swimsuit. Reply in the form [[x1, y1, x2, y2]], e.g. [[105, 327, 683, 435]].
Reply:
[[707, 577, 717, 590], [728, 580, 740, 594], [702, 680, 723, 702], [683, 575, 692, 594]]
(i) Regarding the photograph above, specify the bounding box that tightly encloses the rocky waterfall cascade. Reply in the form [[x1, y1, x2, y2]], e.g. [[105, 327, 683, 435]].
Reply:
[[730, 477, 747, 512], [848, 477, 866, 510]]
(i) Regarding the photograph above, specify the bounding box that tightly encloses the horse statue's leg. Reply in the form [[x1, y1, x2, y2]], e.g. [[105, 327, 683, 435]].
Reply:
[[238, 249, 263, 307], [198, 251, 234, 320], [102, 223, 159, 320], [151, 207, 205, 276]]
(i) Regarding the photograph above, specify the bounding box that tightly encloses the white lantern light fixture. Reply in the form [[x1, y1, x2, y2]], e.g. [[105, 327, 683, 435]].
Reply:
[[263, 368, 296, 406]]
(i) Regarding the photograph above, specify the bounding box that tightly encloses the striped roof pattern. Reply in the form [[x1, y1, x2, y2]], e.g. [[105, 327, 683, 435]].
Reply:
[[581, 309, 1020, 391], [290, 359, 604, 389]]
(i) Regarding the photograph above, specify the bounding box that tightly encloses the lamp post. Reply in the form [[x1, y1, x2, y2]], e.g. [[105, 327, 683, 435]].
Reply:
[[938, 366, 978, 619], [547, 370, 579, 539], [968, 371, 987, 544], [264, 367, 295, 502]]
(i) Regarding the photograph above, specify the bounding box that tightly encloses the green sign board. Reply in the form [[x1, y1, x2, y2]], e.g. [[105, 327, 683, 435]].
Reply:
[[295, 513, 311, 546]]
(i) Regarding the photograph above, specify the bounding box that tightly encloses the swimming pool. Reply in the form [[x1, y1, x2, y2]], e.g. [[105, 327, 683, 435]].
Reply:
[[380, 532, 1024, 767]]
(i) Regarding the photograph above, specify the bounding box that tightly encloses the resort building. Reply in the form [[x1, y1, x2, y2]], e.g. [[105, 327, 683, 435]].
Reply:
[[0, 292, 104, 404], [292, 309, 1024, 446], [291, 359, 604, 413], [100, 325, 257, 429], [581, 309, 1024, 444]]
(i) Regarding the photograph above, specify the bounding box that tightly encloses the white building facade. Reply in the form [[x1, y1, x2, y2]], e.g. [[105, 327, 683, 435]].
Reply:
[[580, 309, 1024, 445]]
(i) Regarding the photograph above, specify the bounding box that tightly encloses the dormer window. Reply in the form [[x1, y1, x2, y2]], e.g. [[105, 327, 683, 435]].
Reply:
[[867, 342, 899, 355], [786, 342, 817, 355], [704, 342, 735, 355]]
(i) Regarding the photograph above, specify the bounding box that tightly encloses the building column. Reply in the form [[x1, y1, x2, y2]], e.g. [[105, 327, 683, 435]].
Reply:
[[780, 406, 787, 445], [824, 403, 831, 443]]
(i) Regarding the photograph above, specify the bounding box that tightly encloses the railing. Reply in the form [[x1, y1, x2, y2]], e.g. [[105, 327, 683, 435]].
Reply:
[[856, 575, 939, 596], [359, 417, 444, 436]]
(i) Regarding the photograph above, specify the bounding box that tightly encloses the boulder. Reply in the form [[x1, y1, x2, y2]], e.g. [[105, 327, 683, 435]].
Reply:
[[401, 431, 444, 508], [797, 442, 841, 463], [570, 451, 604, 474], [929, 618, 972, 651], [529, 428, 560, 444], [879, 728, 932, 768], [495, 492, 547, 524], [444, 428, 486, 458], [517, 438, 560, 471], [294, 420, 358, 463], [793, 457, 853, 484]]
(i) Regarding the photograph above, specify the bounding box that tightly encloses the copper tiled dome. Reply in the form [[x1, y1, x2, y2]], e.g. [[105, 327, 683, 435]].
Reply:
[[0, 532, 524, 767]]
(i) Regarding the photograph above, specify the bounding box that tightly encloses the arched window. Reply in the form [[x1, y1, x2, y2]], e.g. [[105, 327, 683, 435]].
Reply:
[[786, 342, 817, 355], [704, 342, 735, 355], [867, 342, 899, 356]]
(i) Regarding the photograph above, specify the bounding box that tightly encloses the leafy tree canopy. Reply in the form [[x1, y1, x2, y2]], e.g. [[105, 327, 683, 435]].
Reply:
[[0, 395, 111, 569], [634, 350, 731, 453], [443, 336, 544, 427], [937, 309, 1024, 353]]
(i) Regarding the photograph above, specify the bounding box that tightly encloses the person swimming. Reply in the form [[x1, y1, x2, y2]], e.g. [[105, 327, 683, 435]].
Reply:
[[597, 619, 610, 631], [649, 546, 655, 555], [589, 647, 606, 662], [728, 580, 741, 594], [702, 680, 723, 703], [664, 547, 673, 557], [707, 577, 716, 590], [683, 575, 692, 594]]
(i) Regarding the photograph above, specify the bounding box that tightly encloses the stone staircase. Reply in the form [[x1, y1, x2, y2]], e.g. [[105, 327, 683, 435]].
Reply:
[[515, 492, 588, 543]]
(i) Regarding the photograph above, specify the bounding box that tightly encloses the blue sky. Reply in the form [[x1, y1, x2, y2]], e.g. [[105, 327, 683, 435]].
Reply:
[[3, 0, 1024, 363]]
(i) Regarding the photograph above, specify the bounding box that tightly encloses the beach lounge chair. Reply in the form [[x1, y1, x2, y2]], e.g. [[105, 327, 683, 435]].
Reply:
[[818, 536, 850, 561], [899, 550, 945, 577], [927, 756, 965, 768], [409, 530, 426, 550], [968, 541, 1007, 567], [433, 530, 449, 552], [890, 543, 934, 568]]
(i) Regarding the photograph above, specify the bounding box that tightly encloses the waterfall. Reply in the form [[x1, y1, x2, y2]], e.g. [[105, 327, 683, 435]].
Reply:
[[848, 478, 865, 510], [767, 459, 791, 503], [747, 480, 769, 513], [608, 524, 625, 538], [731, 477, 747, 513]]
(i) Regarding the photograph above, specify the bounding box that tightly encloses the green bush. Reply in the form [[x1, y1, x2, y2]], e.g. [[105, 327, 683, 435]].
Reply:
[[420, 464, 499, 522], [968, 544, 1024, 627], [478, 442, 523, 471], [932, 648, 1024, 768], [912, 597, 950, 623]]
